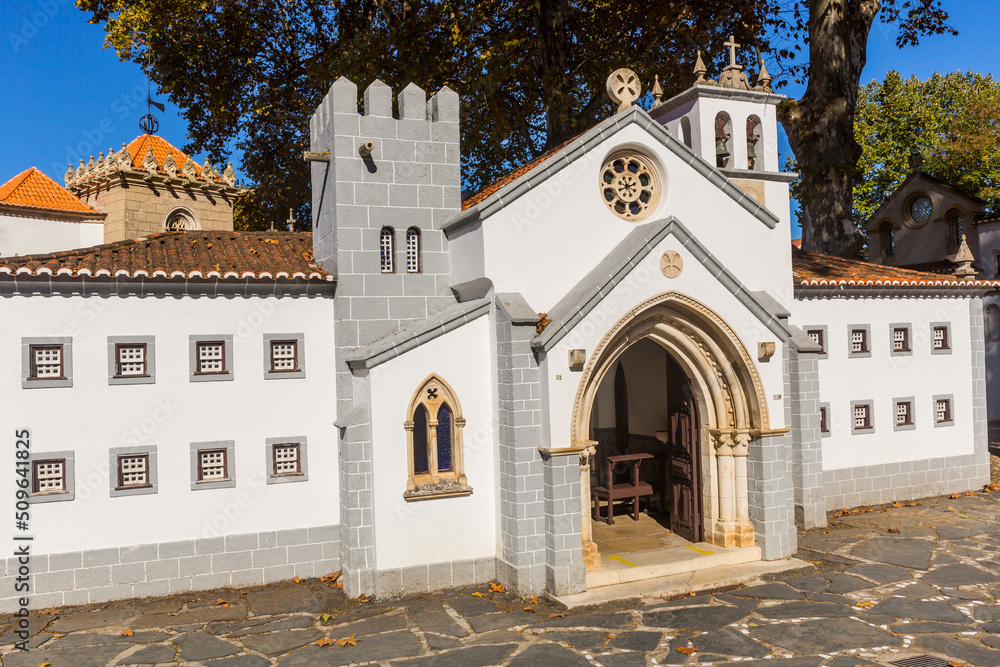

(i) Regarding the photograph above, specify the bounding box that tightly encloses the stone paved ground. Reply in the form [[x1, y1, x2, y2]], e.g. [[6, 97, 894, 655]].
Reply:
[[5, 489, 1000, 666]]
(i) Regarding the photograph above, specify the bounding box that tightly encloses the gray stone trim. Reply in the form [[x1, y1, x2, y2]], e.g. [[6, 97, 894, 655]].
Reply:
[[749, 290, 790, 318], [263, 333, 306, 380], [266, 436, 309, 484], [850, 400, 875, 435], [189, 334, 235, 382], [719, 167, 798, 183], [819, 402, 831, 437], [788, 348, 826, 530], [930, 321, 953, 355], [108, 445, 158, 497], [0, 276, 336, 298], [799, 325, 828, 358], [888, 323, 913, 357], [649, 84, 787, 117], [374, 557, 496, 598], [451, 277, 493, 302], [847, 324, 872, 358], [190, 441, 237, 490], [932, 394, 955, 428], [533, 217, 790, 353], [445, 104, 779, 235], [496, 292, 538, 324], [21, 336, 73, 389], [970, 297, 988, 455], [892, 397, 917, 432], [823, 453, 989, 511], [107, 335, 156, 386], [345, 296, 491, 370], [0, 525, 341, 613], [28, 450, 75, 504]]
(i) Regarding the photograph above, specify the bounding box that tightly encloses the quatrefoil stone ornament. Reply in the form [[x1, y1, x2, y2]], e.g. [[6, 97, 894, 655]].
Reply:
[[660, 250, 684, 278], [426, 387, 439, 400], [606, 68, 641, 113]]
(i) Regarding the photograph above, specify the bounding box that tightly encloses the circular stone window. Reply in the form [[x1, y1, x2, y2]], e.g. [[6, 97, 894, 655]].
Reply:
[[601, 153, 660, 221], [908, 195, 933, 226]]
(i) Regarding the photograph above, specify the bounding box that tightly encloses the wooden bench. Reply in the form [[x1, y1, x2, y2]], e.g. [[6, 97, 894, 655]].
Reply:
[[592, 453, 654, 525]]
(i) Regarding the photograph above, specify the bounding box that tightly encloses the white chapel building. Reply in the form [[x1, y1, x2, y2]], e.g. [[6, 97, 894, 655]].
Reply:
[[0, 44, 992, 609]]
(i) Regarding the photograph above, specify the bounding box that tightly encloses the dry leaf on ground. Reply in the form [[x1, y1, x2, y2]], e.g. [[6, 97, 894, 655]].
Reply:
[[676, 646, 697, 655], [313, 637, 335, 647], [120, 629, 133, 637], [336, 634, 358, 647]]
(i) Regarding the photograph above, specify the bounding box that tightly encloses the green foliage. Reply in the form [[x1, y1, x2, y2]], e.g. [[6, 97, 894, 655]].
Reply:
[[854, 70, 1000, 224]]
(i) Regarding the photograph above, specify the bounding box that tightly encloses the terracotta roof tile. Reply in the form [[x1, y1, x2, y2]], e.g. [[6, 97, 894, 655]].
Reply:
[[124, 134, 224, 182], [0, 167, 103, 215], [461, 134, 582, 210], [792, 247, 995, 287], [0, 231, 332, 282]]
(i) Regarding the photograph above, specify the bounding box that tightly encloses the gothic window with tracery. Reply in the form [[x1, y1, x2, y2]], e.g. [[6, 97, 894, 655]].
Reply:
[[404, 375, 470, 499], [164, 208, 197, 231]]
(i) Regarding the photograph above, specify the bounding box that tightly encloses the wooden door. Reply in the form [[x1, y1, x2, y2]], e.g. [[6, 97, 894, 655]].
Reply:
[[667, 400, 703, 542]]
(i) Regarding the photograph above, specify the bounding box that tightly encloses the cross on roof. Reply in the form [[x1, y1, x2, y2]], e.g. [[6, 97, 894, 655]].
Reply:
[[724, 35, 740, 69], [287, 208, 297, 231]]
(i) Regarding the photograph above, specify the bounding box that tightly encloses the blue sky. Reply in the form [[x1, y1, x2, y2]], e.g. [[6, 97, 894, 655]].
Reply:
[[2, 0, 996, 233]]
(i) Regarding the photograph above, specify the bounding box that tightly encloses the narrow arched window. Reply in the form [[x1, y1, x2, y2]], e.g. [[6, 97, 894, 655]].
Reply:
[[947, 209, 964, 247], [380, 227, 395, 273], [714, 112, 732, 168], [406, 228, 421, 273], [987, 304, 1000, 342], [404, 375, 470, 499], [680, 117, 692, 149], [880, 222, 895, 257], [746, 115, 762, 170]]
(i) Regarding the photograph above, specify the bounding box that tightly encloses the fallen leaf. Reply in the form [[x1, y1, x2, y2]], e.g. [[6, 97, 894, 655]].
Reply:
[[966, 491, 976, 496], [807, 560, 824, 566], [320, 570, 343, 583], [606, 634, 617, 639], [523, 606, 535, 612], [548, 613, 566, 618], [949, 662, 967, 667], [887, 529, 900, 534], [336, 634, 358, 647], [472, 592, 485, 598], [489, 582, 505, 593], [676, 646, 697, 655], [37, 609, 59, 615], [336, 580, 344, 589], [357, 594, 370, 603], [37, 663, 52, 667], [166, 612, 180, 617], [529, 595, 539, 605], [892, 501, 903, 508], [120, 629, 133, 637], [950, 493, 962, 499], [313, 637, 335, 647], [747, 622, 757, 626], [322, 614, 334, 622], [855, 601, 874, 608], [293, 576, 302, 584], [216, 597, 229, 606], [689, 591, 696, 597]]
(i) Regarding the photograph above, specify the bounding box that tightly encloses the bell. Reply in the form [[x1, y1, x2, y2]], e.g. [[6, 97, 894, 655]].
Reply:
[[715, 139, 730, 160]]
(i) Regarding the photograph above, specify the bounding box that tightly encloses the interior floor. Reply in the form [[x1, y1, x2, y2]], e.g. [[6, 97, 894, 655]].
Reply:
[[591, 512, 688, 556]]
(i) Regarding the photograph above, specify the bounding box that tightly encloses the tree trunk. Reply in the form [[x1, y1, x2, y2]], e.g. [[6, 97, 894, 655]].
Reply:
[[779, 0, 880, 259], [532, 0, 575, 148]]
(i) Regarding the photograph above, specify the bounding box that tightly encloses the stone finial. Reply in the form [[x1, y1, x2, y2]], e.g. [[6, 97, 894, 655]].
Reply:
[[118, 143, 133, 170], [755, 47, 772, 92], [693, 49, 708, 83], [64, 164, 76, 185], [364, 79, 393, 117], [955, 233, 977, 281], [86, 155, 96, 176], [222, 162, 236, 186], [163, 151, 177, 177], [96, 151, 105, 172], [606, 68, 641, 113], [398, 82, 426, 120], [651, 75, 664, 108], [201, 158, 215, 180], [142, 147, 158, 173], [182, 157, 198, 180], [106, 147, 116, 171], [76, 159, 86, 180]]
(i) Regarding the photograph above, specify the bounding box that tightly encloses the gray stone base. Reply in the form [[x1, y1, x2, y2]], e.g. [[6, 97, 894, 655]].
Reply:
[[374, 557, 496, 598], [0, 525, 341, 613], [496, 558, 546, 596], [823, 454, 989, 510]]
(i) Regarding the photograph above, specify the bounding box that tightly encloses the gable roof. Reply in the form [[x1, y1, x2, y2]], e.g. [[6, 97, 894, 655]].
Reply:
[[865, 171, 986, 230], [792, 247, 995, 288], [532, 216, 791, 353], [0, 231, 332, 282], [0, 167, 104, 216], [449, 105, 779, 235]]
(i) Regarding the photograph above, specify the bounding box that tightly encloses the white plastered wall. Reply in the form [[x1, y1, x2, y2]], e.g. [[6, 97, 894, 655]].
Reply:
[[0, 292, 339, 555], [0, 214, 104, 256], [791, 295, 975, 469], [368, 314, 497, 570]]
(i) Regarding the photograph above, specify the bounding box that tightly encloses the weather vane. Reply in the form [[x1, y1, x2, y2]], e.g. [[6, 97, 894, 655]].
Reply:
[[139, 49, 165, 135]]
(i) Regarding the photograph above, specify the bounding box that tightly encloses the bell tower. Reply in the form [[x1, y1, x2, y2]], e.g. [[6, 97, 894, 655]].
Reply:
[[648, 37, 789, 217]]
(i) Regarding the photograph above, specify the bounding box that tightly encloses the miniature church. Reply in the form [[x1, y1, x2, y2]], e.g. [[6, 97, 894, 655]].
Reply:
[[0, 38, 991, 610]]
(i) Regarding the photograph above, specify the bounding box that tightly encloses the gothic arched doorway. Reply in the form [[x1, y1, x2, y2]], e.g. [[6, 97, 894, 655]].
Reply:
[[572, 292, 770, 568]]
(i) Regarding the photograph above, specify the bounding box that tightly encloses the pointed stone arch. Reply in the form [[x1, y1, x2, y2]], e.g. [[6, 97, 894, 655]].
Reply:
[[572, 292, 770, 560], [403, 373, 471, 500]]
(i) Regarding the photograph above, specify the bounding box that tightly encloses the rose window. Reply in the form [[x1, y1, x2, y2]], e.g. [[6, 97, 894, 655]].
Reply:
[[601, 153, 659, 221]]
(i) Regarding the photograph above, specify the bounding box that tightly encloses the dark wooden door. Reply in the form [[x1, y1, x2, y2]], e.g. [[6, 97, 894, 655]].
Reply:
[[667, 401, 703, 542]]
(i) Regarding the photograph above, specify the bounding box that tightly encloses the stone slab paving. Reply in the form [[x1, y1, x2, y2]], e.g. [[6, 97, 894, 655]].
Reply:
[[5, 490, 1000, 665]]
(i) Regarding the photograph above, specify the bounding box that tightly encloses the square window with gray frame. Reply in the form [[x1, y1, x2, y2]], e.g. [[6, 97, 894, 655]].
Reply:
[[117, 453, 150, 489], [197, 341, 226, 374], [892, 327, 910, 353], [116, 343, 147, 377], [32, 459, 65, 494], [266, 436, 308, 484], [263, 333, 305, 380], [850, 400, 874, 434], [199, 449, 228, 481], [807, 329, 825, 354], [896, 401, 913, 427], [23, 337, 73, 389], [850, 329, 868, 354], [936, 399, 951, 423], [931, 323, 951, 354]]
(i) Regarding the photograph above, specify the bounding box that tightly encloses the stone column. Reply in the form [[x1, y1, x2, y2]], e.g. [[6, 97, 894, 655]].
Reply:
[[579, 443, 600, 570], [713, 432, 737, 546], [733, 431, 756, 546], [543, 452, 586, 596]]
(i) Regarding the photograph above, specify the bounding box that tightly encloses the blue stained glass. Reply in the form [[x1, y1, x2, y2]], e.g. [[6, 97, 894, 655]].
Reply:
[[437, 403, 453, 472], [413, 405, 429, 475]]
